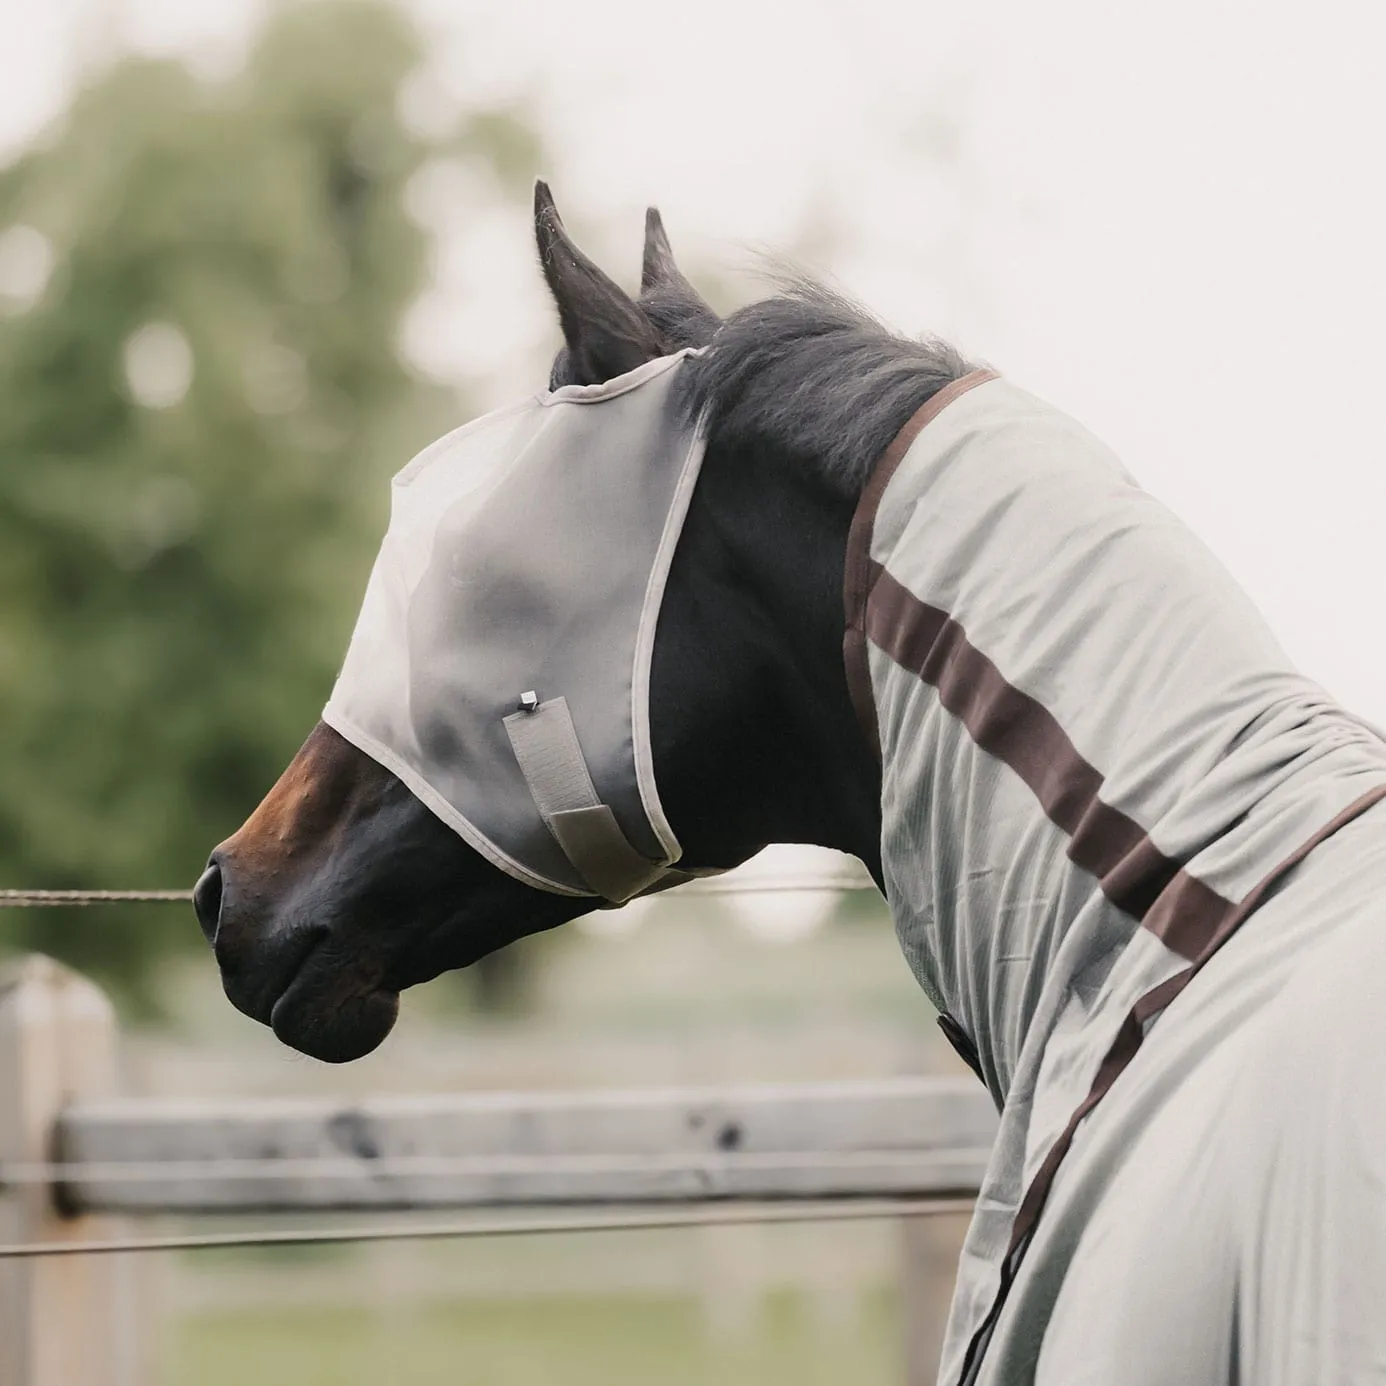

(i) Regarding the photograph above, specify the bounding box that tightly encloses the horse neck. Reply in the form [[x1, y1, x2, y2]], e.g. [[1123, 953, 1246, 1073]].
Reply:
[[655, 435, 884, 879]]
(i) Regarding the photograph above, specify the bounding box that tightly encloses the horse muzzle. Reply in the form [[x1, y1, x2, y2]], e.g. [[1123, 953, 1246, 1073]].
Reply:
[[193, 850, 399, 1063]]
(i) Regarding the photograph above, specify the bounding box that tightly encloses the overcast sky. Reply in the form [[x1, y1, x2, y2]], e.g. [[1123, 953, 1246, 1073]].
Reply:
[[5, 0, 1386, 726]]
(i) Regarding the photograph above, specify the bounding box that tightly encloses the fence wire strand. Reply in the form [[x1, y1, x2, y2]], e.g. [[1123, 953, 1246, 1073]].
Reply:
[[0, 1195, 975, 1260], [0, 889, 193, 907], [0, 1147, 993, 1189], [0, 871, 879, 910]]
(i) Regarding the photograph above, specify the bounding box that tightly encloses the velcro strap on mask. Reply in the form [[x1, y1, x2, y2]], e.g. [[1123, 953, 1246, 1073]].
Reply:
[[504, 697, 670, 903]]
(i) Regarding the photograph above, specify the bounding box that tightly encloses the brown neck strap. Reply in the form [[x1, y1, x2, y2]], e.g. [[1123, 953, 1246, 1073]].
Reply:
[[842, 369, 998, 758]]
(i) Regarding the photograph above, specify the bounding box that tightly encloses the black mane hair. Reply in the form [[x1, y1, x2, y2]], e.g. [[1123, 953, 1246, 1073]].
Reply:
[[677, 276, 974, 498]]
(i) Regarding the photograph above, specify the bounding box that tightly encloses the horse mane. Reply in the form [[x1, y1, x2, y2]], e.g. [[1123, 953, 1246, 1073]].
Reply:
[[676, 275, 975, 497]]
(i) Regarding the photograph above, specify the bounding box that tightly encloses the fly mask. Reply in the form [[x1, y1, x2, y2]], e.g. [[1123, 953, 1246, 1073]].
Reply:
[[323, 351, 709, 904]]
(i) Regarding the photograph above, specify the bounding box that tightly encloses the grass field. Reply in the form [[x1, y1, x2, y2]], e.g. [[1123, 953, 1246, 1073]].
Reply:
[[170, 1288, 903, 1386]]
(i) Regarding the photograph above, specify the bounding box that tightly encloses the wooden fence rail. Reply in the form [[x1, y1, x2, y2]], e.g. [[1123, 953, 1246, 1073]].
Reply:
[[0, 954, 996, 1386], [55, 1079, 996, 1213]]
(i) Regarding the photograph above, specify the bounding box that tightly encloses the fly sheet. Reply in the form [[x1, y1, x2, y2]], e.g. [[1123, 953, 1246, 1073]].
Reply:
[[324, 351, 707, 904], [846, 372, 1386, 1384]]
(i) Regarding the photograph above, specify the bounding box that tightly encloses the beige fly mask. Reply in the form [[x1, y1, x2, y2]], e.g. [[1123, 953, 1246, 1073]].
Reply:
[[323, 351, 708, 904]]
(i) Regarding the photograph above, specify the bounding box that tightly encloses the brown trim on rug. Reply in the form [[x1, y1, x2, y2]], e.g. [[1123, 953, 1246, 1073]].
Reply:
[[862, 564, 1233, 960], [954, 780, 1386, 1386], [843, 368, 998, 758]]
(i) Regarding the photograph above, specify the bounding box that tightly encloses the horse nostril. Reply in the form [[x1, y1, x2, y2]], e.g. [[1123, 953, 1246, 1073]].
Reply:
[[193, 861, 224, 944]]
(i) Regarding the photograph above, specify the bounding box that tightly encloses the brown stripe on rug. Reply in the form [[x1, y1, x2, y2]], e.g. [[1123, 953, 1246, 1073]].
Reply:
[[861, 563, 1233, 957], [843, 368, 998, 758]]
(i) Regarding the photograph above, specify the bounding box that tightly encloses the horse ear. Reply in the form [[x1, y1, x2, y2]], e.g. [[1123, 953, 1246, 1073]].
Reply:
[[534, 181, 663, 385], [641, 207, 697, 296]]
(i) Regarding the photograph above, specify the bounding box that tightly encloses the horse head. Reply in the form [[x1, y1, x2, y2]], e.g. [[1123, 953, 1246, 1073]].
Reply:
[[195, 184, 950, 1062]]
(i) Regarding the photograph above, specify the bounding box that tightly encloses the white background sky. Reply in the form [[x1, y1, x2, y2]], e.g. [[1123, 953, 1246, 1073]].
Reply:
[[5, 0, 1386, 728]]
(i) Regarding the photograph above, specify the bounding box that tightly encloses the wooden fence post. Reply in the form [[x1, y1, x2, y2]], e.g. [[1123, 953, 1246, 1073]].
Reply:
[[0, 955, 138, 1386]]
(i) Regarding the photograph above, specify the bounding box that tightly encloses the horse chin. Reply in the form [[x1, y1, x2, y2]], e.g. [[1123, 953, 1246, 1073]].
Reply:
[[268, 960, 401, 1063]]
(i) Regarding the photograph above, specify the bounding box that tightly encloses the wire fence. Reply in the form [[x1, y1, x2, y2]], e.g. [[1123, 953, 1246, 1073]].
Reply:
[[0, 1149, 992, 1189], [0, 866, 915, 1266], [0, 889, 194, 907], [0, 1195, 975, 1261], [0, 870, 880, 910]]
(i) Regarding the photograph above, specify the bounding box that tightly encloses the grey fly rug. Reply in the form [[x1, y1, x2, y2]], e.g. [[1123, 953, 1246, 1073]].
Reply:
[[845, 371, 1386, 1385]]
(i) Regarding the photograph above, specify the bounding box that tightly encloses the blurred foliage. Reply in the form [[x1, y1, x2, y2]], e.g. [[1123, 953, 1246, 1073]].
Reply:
[[0, 0, 543, 1010]]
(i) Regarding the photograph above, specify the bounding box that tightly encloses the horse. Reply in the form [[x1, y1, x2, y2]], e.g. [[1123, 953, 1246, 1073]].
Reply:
[[194, 183, 1386, 1385]]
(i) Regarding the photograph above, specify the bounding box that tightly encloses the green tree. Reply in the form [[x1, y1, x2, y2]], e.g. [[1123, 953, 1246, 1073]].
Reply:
[[0, 1, 542, 1009]]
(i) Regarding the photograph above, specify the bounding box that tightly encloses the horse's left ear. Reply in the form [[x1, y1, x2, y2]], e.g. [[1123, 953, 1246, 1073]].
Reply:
[[534, 181, 663, 385]]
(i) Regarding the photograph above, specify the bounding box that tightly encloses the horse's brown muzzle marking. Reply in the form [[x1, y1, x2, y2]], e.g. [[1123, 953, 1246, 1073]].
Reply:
[[195, 723, 407, 1062]]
